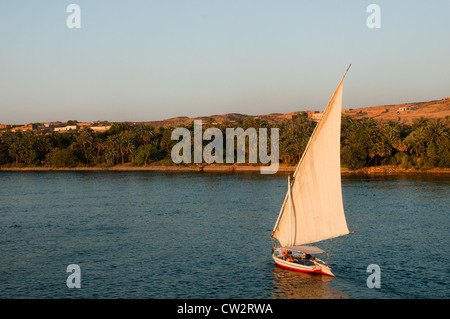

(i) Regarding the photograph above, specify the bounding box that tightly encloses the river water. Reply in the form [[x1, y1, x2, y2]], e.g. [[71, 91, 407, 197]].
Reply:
[[0, 171, 448, 299]]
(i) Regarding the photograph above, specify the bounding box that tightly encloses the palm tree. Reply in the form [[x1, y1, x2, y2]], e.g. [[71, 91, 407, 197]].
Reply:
[[411, 117, 429, 131], [92, 136, 105, 165], [105, 135, 120, 166], [279, 119, 314, 164], [425, 119, 449, 146], [123, 136, 135, 164], [5, 132, 22, 164], [74, 128, 93, 164], [106, 134, 135, 165], [404, 127, 428, 157], [20, 131, 39, 165], [134, 125, 155, 146]]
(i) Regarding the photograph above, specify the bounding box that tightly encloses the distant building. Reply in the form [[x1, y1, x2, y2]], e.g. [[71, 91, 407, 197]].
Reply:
[[42, 122, 63, 129], [398, 106, 418, 112], [90, 125, 111, 132], [54, 125, 78, 132], [310, 112, 323, 121], [11, 124, 38, 132]]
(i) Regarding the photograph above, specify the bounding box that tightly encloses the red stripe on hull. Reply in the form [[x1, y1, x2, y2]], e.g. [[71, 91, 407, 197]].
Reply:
[[275, 261, 325, 275]]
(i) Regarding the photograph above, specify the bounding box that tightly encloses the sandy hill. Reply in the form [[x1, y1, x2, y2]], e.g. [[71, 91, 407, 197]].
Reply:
[[141, 97, 450, 127], [343, 97, 450, 125]]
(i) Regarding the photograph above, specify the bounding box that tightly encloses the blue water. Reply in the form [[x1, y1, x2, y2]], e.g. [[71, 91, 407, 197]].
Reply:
[[0, 171, 448, 299]]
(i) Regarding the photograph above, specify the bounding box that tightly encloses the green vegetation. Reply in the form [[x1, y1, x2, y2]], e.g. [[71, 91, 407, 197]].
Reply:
[[0, 115, 449, 170]]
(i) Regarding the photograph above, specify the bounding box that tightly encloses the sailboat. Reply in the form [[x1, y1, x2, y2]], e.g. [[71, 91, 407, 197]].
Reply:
[[271, 66, 352, 277]]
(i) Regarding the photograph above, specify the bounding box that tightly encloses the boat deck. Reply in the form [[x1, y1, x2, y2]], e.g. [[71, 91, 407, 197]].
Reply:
[[274, 255, 321, 267]]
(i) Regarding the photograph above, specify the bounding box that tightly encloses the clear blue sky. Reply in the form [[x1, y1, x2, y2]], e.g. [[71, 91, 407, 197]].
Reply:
[[1, 0, 449, 124]]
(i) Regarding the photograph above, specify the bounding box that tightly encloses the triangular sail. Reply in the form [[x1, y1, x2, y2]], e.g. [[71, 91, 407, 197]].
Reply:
[[272, 69, 350, 247]]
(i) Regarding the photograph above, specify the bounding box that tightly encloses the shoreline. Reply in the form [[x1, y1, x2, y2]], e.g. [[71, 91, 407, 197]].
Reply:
[[1, 165, 449, 175]]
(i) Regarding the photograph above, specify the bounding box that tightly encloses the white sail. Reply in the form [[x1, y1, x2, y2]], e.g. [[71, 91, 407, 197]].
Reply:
[[272, 71, 350, 247]]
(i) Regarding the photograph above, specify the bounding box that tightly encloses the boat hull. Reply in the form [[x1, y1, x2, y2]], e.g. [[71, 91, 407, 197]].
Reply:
[[272, 256, 334, 276]]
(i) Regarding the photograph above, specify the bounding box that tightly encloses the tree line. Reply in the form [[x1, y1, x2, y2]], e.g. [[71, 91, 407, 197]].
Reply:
[[0, 114, 449, 170]]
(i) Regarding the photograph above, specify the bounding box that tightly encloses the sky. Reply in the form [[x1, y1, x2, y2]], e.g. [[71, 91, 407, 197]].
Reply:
[[0, 0, 449, 124]]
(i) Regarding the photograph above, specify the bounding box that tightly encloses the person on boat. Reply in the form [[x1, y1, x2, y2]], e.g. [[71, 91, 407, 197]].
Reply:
[[282, 249, 294, 261]]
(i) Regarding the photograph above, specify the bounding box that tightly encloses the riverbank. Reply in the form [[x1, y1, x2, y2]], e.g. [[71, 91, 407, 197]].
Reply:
[[1, 164, 449, 175]]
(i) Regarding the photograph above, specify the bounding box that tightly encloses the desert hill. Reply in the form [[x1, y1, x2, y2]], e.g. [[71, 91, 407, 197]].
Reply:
[[141, 97, 450, 127], [343, 97, 450, 124]]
